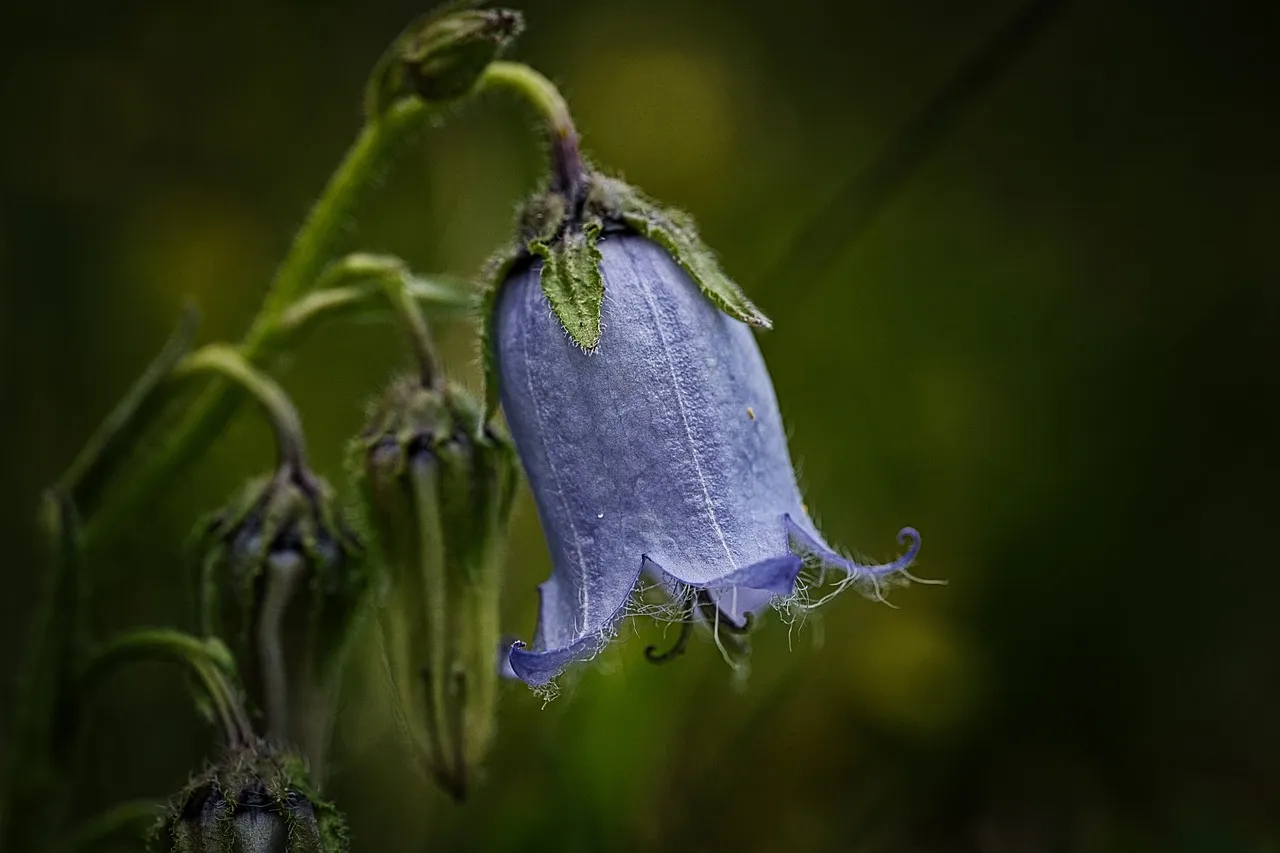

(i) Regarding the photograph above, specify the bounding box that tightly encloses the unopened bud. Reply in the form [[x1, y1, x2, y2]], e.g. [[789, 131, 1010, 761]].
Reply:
[[155, 740, 348, 852], [366, 3, 524, 118], [200, 464, 365, 767], [353, 376, 517, 800]]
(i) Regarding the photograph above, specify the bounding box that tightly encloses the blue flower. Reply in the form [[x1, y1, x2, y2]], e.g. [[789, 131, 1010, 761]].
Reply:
[[494, 233, 921, 688]]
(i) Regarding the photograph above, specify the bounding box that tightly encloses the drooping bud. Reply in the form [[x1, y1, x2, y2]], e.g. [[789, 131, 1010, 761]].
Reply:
[[199, 464, 366, 771], [351, 376, 518, 800], [154, 740, 348, 852], [365, 2, 524, 119]]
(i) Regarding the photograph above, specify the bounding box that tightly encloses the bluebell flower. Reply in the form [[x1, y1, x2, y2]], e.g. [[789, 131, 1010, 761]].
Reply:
[[490, 223, 923, 689]]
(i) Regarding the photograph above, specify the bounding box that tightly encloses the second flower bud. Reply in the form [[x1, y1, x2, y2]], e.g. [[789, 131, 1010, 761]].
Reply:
[[354, 376, 518, 800]]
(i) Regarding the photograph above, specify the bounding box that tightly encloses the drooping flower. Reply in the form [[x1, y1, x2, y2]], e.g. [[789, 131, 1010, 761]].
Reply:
[[481, 171, 924, 689]]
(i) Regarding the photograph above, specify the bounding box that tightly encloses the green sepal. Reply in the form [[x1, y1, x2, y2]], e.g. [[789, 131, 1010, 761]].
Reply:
[[476, 253, 517, 427], [151, 740, 348, 852], [475, 189, 569, 422], [530, 218, 605, 352], [588, 173, 773, 329]]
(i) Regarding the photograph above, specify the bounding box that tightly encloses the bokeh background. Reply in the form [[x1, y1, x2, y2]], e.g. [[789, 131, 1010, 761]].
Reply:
[[2, 0, 1278, 850]]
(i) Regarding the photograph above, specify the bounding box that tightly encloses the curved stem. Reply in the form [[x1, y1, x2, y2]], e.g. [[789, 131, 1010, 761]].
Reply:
[[247, 99, 431, 342], [479, 61, 585, 199], [56, 307, 198, 514], [0, 494, 85, 850], [80, 629, 253, 748], [385, 276, 442, 389], [277, 274, 470, 341], [174, 345, 308, 471], [85, 100, 433, 545]]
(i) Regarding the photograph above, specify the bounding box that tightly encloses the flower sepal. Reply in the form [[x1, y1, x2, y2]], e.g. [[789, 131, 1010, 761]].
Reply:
[[153, 739, 348, 852], [478, 171, 772, 420]]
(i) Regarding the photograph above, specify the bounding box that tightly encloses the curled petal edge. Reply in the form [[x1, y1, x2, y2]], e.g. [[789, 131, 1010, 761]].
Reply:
[[506, 551, 803, 687]]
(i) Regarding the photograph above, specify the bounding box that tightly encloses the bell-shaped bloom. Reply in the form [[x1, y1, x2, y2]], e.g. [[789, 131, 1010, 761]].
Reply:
[[494, 234, 920, 687]]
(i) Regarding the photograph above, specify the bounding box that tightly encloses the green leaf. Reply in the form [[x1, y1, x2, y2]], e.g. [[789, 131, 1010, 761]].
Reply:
[[532, 222, 605, 351], [590, 174, 772, 329]]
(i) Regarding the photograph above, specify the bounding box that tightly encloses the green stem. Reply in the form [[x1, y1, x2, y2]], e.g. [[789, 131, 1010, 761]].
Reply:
[[479, 61, 585, 198], [85, 99, 432, 544], [173, 344, 308, 471], [247, 99, 431, 341], [57, 307, 198, 516], [276, 273, 470, 339], [0, 494, 86, 851], [385, 274, 442, 389], [80, 629, 253, 748]]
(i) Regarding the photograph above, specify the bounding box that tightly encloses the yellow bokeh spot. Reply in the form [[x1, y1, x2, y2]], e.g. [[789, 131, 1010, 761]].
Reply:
[[840, 604, 983, 738], [571, 47, 737, 190]]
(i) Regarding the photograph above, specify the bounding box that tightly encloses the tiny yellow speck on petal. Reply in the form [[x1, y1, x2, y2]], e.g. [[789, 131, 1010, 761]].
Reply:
[[746, 407, 755, 420]]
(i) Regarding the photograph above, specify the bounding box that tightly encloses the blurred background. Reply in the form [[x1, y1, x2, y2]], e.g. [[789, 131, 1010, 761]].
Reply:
[[2, 0, 1278, 850]]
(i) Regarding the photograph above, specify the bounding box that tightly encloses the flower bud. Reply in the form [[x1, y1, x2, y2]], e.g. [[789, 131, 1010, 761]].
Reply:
[[155, 740, 348, 852], [353, 376, 518, 799], [365, 2, 524, 118], [200, 465, 366, 766]]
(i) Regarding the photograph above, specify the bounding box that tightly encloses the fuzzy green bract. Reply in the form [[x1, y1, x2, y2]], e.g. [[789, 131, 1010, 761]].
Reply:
[[530, 221, 605, 351], [152, 741, 347, 852], [479, 172, 773, 416]]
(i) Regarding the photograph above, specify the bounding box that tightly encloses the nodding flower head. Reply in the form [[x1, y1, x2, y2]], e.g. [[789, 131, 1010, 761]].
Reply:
[[480, 171, 928, 690], [155, 739, 348, 852]]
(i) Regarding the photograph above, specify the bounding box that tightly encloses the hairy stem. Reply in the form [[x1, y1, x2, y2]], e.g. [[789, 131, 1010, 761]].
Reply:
[[479, 61, 585, 200], [385, 275, 443, 390], [277, 271, 471, 340], [80, 628, 254, 748], [84, 99, 432, 544], [174, 345, 309, 471], [57, 308, 198, 517]]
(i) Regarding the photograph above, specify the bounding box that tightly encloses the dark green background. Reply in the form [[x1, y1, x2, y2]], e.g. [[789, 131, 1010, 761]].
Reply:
[[2, 1, 1277, 850]]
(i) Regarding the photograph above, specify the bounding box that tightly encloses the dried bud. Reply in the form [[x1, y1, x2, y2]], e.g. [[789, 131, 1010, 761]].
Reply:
[[352, 376, 518, 799], [365, 2, 524, 118], [200, 465, 366, 767], [154, 740, 347, 852]]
